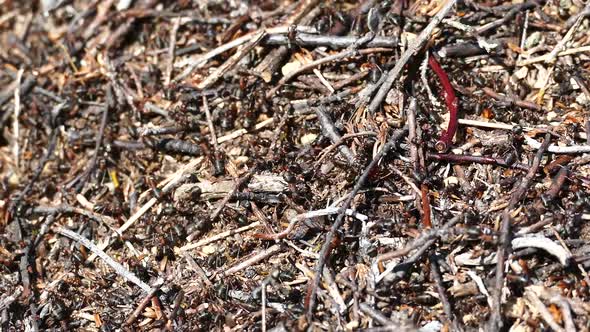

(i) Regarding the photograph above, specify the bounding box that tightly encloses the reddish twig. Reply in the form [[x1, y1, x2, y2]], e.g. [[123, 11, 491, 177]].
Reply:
[[427, 153, 529, 171], [421, 183, 432, 228], [429, 54, 458, 152]]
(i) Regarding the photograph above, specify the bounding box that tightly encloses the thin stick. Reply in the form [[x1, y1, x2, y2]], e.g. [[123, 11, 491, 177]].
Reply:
[[545, 15, 583, 64], [315, 131, 377, 166], [475, 1, 538, 35], [487, 211, 512, 332], [367, 0, 457, 113], [217, 117, 274, 143], [164, 17, 181, 86], [9, 102, 64, 213], [265, 33, 397, 49], [32, 204, 117, 227], [253, 0, 319, 82], [86, 157, 202, 262], [68, 84, 112, 190], [125, 282, 163, 326], [517, 45, 590, 66], [565, 1, 590, 29], [210, 168, 254, 220], [181, 221, 261, 251], [56, 228, 152, 293], [165, 290, 184, 331], [223, 244, 282, 275], [262, 282, 267, 332], [12, 68, 23, 170], [482, 87, 541, 111], [429, 55, 458, 152], [510, 133, 551, 207], [524, 135, 590, 154], [306, 127, 408, 319], [202, 96, 218, 149], [525, 290, 565, 332], [427, 152, 530, 171], [315, 106, 355, 165], [254, 207, 368, 240], [488, 133, 551, 331], [267, 45, 392, 97], [197, 30, 266, 89], [376, 214, 462, 263], [174, 25, 317, 81], [430, 257, 455, 325]]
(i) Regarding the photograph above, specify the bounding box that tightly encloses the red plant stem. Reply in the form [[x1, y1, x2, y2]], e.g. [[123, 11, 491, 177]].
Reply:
[[428, 54, 458, 152], [427, 153, 529, 171], [420, 183, 432, 228]]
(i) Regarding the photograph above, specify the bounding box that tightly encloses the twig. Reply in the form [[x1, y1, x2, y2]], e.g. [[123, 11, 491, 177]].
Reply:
[[211, 169, 254, 219], [56, 228, 152, 293], [306, 127, 408, 319], [217, 118, 275, 143], [253, 207, 368, 240], [68, 84, 112, 190], [86, 157, 203, 262], [164, 17, 181, 86], [202, 96, 223, 174], [253, 1, 320, 82], [510, 133, 551, 208], [197, 30, 266, 89], [0, 74, 35, 108], [430, 257, 456, 328], [512, 236, 571, 266], [406, 98, 419, 173], [292, 88, 357, 113], [315, 131, 377, 166], [545, 14, 583, 64], [367, 0, 457, 113], [165, 290, 184, 331], [223, 244, 282, 276], [517, 45, 590, 66], [550, 296, 576, 332], [475, 1, 538, 35], [174, 25, 317, 81], [545, 167, 569, 199], [487, 211, 512, 332], [261, 280, 267, 332], [565, 1, 590, 29], [359, 303, 395, 326], [125, 281, 164, 326], [525, 290, 565, 332], [427, 153, 529, 171], [9, 102, 64, 214], [457, 118, 516, 131], [12, 68, 23, 171], [315, 106, 355, 165], [268, 45, 392, 97], [376, 214, 463, 263], [264, 33, 398, 49], [482, 87, 541, 111], [31, 204, 117, 226], [420, 184, 432, 228], [524, 135, 590, 154], [377, 239, 437, 283], [104, 0, 158, 51], [181, 221, 261, 251], [488, 133, 551, 331]]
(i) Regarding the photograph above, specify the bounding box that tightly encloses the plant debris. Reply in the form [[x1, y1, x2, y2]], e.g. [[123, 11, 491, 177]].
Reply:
[[1, 0, 590, 331]]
